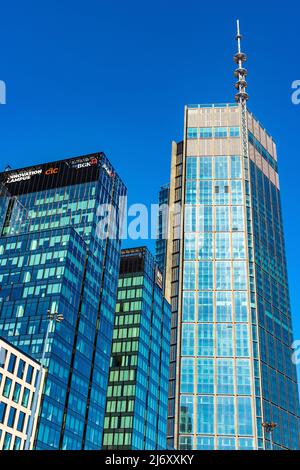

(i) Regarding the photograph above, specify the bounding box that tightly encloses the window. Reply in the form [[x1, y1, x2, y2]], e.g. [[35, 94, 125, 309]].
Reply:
[[180, 396, 194, 433], [198, 292, 213, 322], [198, 262, 213, 290], [17, 411, 26, 432], [198, 323, 214, 356], [26, 365, 34, 384], [215, 156, 228, 179], [199, 181, 213, 204], [199, 157, 213, 179], [186, 157, 197, 179], [229, 126, 240, 137], [8, 353, 16, 373], [216, 261, 231, 290], [217, 397, 235, 435], [199, 127, 213, 139], [215, 233, 231, 259], [17, 359, 26, 379], [13, 437, 22, 450], [12, 383, 21, 403], [181, 324, 195, 356], [237, 397, 253, 435], [180, 358, 194, 393], [3, 432, 12, 450], [7, 407, 16, 428], [231, 155, 242, 178], [0, 347, 7, 366], [216, 291, 232, 322], [187, 128, 198, 139], [182, 292, 196, 322], [197, 358, 214, 394], [198, 233, 213, 260], [236, 359, 252, 394], [215, 206, 230, 231], [0, 402, 7, 423], [185, 181, 197, 204], [217, 359, 234, 394], [217, 324, 233, 356], [235, 324, 250, 357], [214, 127, 227, 138], [233, 261, 247, 289], [3, 377, 12, 398], [22, 388, 30, 408], [232, 232, 245, 259], [197, 396, 214, 434], [183, 262, 196, 290]]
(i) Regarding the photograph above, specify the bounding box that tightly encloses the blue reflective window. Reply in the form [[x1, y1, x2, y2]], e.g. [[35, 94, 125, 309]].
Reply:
[[198, 292, 214, 322], [229, 127, 240, 137], [187, 128, 198, 139], [217, 397, 235, 435], [199, 128, 213, 139], [237, 397, 253, 436], [214, 127, 227, 138], [181, 324, 195, 356], [197, 396, 214, 433]]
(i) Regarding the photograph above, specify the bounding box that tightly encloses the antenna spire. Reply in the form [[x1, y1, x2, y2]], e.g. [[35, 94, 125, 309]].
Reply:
[[234, 19, 249, 103]]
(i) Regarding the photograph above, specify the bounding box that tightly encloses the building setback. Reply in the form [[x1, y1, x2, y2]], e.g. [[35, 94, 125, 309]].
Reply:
[[0, 337, 45, 450], [103, 247, 171, 450], [0, 152, 126, 449], [161, 26, 300, 450]]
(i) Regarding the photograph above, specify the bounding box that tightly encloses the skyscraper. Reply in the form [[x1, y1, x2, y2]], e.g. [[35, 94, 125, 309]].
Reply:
[[0, 152, 126, 449], [103, 247, 171, 450], [162, 22, 300, 450]]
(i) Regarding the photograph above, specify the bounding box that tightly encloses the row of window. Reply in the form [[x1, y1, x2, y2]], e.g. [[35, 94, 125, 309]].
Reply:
[[0, 402, 26, 433], [180, 394, 253, 436], [184, 232, 246, 261], [185, 205, 244, 233], [0, 376, 32, 408], [186, 156, 242, 180], [181, 322, 250, 357], [185, 179, 244, 205], [0, 431, 22, 450], [182, 290, 248, 323], [180, 357, 252, 395], [0, 349, 35, 385], [187, 127, 240, 139], [183, 260, 248, 291]]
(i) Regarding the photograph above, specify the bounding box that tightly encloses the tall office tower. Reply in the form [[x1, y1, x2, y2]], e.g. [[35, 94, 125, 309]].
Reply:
[[0, 153, 126, 449], [162, 22, 300, 450], [155, 183, 170, 274], [103, 247, 171, 450]]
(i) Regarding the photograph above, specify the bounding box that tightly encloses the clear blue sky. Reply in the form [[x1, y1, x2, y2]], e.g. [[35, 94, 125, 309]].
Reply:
[[0, 1, 300, 377]]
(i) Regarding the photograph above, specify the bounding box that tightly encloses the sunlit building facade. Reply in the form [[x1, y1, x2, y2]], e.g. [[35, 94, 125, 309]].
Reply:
[[103, 247, 171, 449], [163, 103, 300, 450], [0, 153, 126, 449], [0, 337, 45, 450]]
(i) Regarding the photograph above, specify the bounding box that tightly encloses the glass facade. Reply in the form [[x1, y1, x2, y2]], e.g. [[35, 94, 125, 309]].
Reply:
[[162, 104, 300, 450], [0, 153, 126, 449], [103, 247, 171, 449], [155, 184, 170, 275]]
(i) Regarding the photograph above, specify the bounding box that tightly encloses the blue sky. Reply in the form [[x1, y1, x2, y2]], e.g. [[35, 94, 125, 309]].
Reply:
[[0, 1, 300, 376]]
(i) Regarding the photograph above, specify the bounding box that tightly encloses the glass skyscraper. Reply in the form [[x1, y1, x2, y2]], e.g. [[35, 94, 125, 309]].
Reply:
[[0, 152, 126, 449], [162, 101, 300, 449], [103, 247, 171, 450]]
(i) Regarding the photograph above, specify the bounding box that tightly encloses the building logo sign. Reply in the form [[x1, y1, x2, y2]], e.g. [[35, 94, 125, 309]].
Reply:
[[69, 156, 98, 169], [45, 167, 59, 175], [5, 168, 43, 184]]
